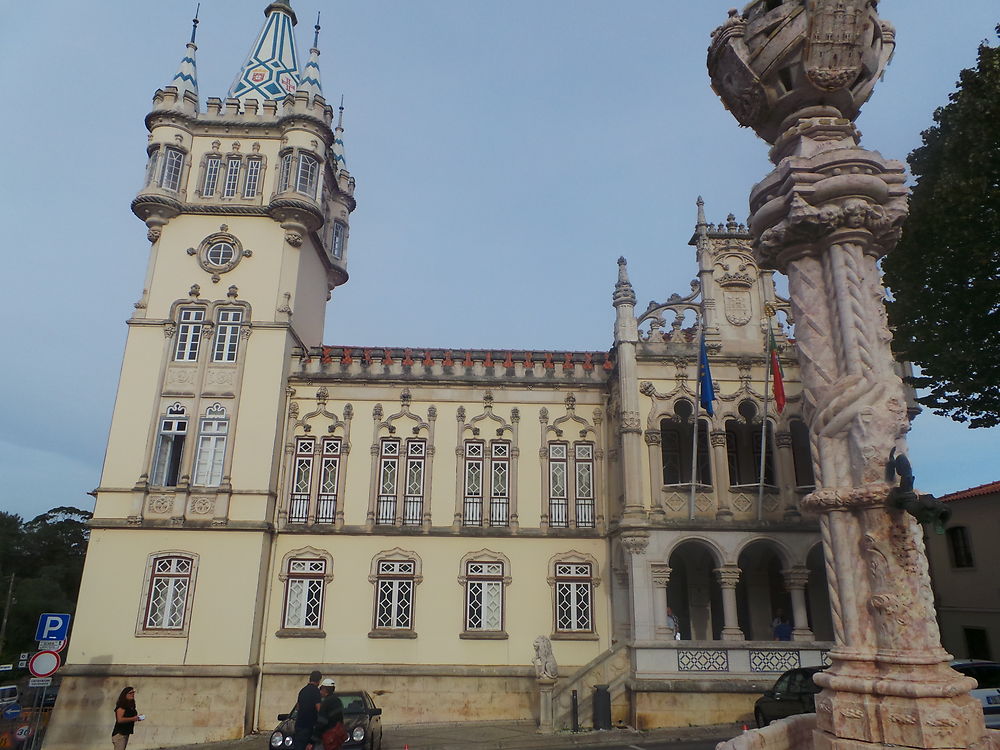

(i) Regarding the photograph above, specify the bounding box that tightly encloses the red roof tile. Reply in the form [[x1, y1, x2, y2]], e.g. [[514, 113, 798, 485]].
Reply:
[[938, 481, 1000, 502]]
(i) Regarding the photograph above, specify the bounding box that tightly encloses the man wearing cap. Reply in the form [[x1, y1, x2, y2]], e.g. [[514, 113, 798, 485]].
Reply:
[[308, 678, 346, 750], [292, 670, 322, 750]]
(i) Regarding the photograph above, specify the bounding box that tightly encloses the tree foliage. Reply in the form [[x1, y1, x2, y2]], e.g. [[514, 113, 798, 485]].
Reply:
[[883, 25, 1000, 428], [0, 507, 91, 664]]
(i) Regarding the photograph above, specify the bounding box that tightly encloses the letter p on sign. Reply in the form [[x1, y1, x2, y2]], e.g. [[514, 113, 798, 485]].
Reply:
[[34, 614, 71, 643]]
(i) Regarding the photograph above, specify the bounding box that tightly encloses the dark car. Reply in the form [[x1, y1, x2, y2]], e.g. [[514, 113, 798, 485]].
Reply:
[[952, 660, 1000, 729], [754, 666, 827, 727], [270, 690, 383, 750]]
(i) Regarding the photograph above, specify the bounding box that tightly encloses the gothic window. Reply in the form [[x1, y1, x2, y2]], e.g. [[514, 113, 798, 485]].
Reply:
[[553, 560, 594, 633], [465, 561, 504, 632], [159, 146, 185, 192], [332, 221, 347, 259], [289, 437, 314, 524], [548, 443, 569, 528], [141, 554, 196, 634], [145, 149, 159, 187], [150, 404, 188, 487], [376, 438, 400, 525], [463, 441, 511, 527], [296, 154, 319, 197], [283, 558, 326, 629], [575, 443, 595, 528], [212, 308, 243, 362], [725, 402, 775, 487], [243, 157, 262, 198], [192, 403, 228, 487], [947, 526, 975, 568], [660, 409, 712, 485], [278, 152, 293, 192], [222, 156, 242, 197], [202, 155, 222, 196], [790, 419, 815, 489], [373, 559, 415, 631], [174, 307, 205, 361], [316, 438, 341, 524], [403, 440, 426, 526]]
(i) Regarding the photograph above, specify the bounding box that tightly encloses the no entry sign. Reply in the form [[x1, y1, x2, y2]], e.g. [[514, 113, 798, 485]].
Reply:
[[27, 651, 59, 678]]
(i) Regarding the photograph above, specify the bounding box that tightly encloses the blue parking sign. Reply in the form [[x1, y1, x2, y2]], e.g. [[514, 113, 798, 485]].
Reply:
[[34, 614, 71, 642]]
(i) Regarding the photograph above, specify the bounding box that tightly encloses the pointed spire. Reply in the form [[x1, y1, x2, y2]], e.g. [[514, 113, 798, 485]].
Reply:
[[613, 257, 636, 308], [297, 12, 324, 100], [167, 6, 200, 103], [229, 0, 300, 105], [696, 196, 707, 228], [331, 95, 348, 169]]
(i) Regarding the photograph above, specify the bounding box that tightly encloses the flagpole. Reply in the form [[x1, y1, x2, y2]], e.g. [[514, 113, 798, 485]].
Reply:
[[757, 305, 774, 520], [689, 340, 701, 521]]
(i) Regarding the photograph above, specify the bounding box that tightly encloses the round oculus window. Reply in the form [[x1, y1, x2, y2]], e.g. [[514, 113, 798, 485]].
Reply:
[[207, 241, 236, 267]]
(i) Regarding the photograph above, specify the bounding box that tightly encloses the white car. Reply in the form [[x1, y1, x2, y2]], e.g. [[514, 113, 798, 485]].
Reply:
[[951, 660, 1000, 729]]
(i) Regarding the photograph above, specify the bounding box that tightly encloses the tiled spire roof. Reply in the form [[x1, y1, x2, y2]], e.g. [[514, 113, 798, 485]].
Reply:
[[229, 1, 300, 105], [297, 13, 324, 100], [332, 98, 347, 169], [168, 10, 200, 102]]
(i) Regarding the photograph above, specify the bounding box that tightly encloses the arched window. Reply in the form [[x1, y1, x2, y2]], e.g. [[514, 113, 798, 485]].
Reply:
[[660, 400, 711, 486], [192, 403, 229, 487], [370, 549, 422, 637], [139, 552, 198, 636], [726, 400, 775, 487], [278, 547, 334, 635], [789, 420, 815, 489]]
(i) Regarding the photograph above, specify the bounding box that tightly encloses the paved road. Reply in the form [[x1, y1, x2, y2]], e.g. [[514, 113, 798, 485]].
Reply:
[[599, 739, 724, 750]]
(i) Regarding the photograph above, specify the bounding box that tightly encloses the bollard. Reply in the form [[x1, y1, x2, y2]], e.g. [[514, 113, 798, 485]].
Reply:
[[592, 684, 612, 730], [571, 689, 580, 732]]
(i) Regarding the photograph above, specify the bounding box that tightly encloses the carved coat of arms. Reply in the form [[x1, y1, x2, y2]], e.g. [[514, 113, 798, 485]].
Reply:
[[724, 291, 752, 326]]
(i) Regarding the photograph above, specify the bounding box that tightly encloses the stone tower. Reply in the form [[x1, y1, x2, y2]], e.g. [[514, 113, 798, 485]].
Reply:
[[45, 4, 356, 747]]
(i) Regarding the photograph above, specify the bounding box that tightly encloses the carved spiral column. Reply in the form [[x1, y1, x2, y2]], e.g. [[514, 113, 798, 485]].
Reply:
[[709, 3, 983, 748], [714, 566, 744, 642], [782, 565, 814, 642]]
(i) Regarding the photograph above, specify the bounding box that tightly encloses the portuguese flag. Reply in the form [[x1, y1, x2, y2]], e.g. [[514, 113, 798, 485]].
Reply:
[[768, 322, 786, 414]]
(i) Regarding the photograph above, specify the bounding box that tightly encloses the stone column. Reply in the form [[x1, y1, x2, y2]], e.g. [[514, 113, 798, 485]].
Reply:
[[710, 429, 732, 519], [621, 531, 651, 641], [714, 566, 744, 642], [709, 5, 983, 748], [645, 429, 665, 521], [651, 563, 674, 639], [775, 430, 801, 520], [783, 566, 814, 642], [537, 676, 556, 733]]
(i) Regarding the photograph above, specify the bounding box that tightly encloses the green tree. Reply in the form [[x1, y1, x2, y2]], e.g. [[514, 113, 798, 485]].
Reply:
[[883, 25, 1000, 428]]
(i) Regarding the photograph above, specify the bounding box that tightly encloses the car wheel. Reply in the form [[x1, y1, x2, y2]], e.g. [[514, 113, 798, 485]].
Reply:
[[755, 709, 768, 728]]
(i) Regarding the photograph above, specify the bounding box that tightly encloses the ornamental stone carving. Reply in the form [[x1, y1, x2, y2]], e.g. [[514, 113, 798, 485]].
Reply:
[[619, 532, 649, 556], [643, 430, 661, 446], [189, 496, 214, 515], [148, 495, 173, 514], [619, 410, 642, 434], [714, 567, 741, 589]]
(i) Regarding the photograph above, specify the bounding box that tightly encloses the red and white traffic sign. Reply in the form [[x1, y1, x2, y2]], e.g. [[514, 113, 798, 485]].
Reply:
[[27, 651, 59, 679]]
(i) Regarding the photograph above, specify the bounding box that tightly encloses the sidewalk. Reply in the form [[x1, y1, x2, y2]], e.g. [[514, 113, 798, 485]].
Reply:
[[165, 720, 740, 750]]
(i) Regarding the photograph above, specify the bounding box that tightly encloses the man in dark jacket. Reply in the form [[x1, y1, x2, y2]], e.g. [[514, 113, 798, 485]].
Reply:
[[309, 678, 346, 750], [293, 670, 322, 750]]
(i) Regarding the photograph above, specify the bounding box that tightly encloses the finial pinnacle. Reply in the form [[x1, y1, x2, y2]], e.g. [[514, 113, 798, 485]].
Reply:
[[337, 95, 345, 129], [190, 4, 200, 44], [313, 12, 321, 49]]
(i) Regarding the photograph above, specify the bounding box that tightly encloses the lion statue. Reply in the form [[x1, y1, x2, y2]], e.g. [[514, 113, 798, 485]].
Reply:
[[532, 635, 558, 679]]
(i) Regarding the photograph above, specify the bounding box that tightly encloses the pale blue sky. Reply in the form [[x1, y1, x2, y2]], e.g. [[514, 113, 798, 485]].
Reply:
[[0, 1, 996, 520]]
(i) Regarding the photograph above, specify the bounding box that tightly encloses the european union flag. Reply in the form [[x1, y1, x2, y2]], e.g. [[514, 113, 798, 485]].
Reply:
[[698, 334, 715, 416]]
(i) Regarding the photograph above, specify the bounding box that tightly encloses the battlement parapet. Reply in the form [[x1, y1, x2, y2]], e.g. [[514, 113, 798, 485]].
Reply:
[[147, 87, 334, 135]]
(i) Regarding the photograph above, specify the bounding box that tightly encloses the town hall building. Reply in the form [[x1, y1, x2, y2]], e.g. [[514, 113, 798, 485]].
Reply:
[[46, 3, 835, 747]]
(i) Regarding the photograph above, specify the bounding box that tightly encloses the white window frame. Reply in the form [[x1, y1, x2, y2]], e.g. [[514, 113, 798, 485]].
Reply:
[[373, 559, 416, 631], [243, 157, 262, 198], [548, 443, 569, 528], [212, 308, 243, 362], [403, 440, 426, 526], [548, 552, 601, 637], [376, 438, 400, 525], [222, 156, 241, 197], [283, 558, 326, 630], [202, 155, 221, 196], [192, 403, 228, 487], [278, 152, 293, 192], [316, 437, 341, 524], [296, 153, 319, 197], [138, 553, 198, 636], [160, 146, 185, 191], [332, 221, 346, 259], [174, 307, 205, 361], [574, 443, 595, 528], [150, 403, 188, 487], [465, 561, 504, 632]]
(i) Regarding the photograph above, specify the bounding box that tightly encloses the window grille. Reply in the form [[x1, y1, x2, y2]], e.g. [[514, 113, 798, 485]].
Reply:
[[145, 556, 193, 629], [202, 156, 221, 195], [192, 405, 228, 486], [174, 308, 205, 361], [376, 439, 399, 525], [465, 561, 504, 631], [284, 558, 326, 629], [212, 309, 243, 362], [548, 443, 569, 528], [490, 442, 510, 526], [403, 441, 425, 526], [463, 442, 484, 526], [374, 559, 415, 630], [555, 562, 593, 632], [243, 158, 262, 198], [222, 157, 241, 197], [316, 438, 341, 523], [575, 443, 595, 528], [289, 437, 315, 523]]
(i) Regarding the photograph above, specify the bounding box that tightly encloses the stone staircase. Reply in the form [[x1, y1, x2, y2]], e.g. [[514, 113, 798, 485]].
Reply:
[[551, 641, 631, 730]]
